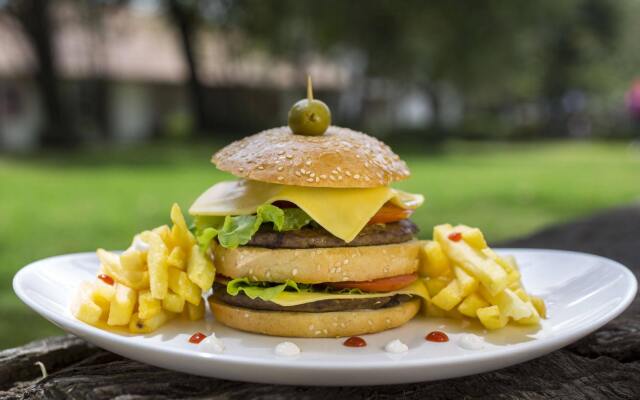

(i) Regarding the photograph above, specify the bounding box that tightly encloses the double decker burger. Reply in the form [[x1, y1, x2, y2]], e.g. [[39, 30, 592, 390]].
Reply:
[[189, 78, 429, 337]]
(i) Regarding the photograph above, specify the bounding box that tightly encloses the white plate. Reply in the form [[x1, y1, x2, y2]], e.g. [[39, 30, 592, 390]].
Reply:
[[13, 249, 637, 386]]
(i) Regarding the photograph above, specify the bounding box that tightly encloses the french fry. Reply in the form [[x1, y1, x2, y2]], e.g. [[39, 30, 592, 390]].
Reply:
[[424, 301, 447, 318], [434, 224, 508, 295], [170, 204, 196, 251], [152, 225, 173, 248], [163, 291, 186, 313], [419, 240, 451, 278], [71, 282, 103, 325], [531, 296, 547, 319], [477, 305, 508, 330], [424, 276, 451, 297], [460, 226, 488, 250], [129, 310, 173, 334], [431, 279, 464, 311], [168, 268, 202, 305], [167, 247, 186, 270], [454, 266, 478, 296], [138, 290, 162, 320], [479, 286, 532, 320], [483, 249, 521, 287], [120, 249, 145, 271], [90, 280, 116, 319], [186, 301, 205, 321], [187, 244, 215, 292], [107, 283, 137, 326], [144, 231, 169, 299], [97, 249, 149, 290], [457, 292, 490, 318]]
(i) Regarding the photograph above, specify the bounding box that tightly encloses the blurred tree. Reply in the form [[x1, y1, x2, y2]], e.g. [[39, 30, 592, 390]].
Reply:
[[219, 0, 627, 137], [164, 0, 209, 136], [6, 0, 78, 146]]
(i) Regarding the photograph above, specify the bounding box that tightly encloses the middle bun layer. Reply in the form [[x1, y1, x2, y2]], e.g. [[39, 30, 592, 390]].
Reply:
[[214, 241, 422, 283]]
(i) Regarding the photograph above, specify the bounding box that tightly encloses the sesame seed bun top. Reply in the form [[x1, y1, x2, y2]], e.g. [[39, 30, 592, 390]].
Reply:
[[212, 126, 410, 188]]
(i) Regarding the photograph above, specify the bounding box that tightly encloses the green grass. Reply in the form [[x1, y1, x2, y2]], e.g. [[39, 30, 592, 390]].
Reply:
[[1, 140, 639, 349]]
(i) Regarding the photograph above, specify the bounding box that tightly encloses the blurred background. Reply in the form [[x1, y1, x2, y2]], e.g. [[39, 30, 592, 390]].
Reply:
[[1, 0, 639, 349]]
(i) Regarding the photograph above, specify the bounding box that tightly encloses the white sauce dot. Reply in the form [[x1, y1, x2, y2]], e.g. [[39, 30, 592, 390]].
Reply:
[[200, 333, 225, 353], [384, 339, 408, 354], [458, 334, 485, 350], [274, 341, 300, 357]]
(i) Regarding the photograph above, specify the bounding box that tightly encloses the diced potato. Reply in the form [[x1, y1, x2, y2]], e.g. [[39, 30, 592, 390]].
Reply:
[[424, 301, 447, 318], [480, 287, 532, 320], [90, 280, 116, 319], [419, 240, 451, 278], [97, 249, 149, 290], [120, 249, 145, 271], [170, 204, 197, 251], [71, 282, 103, 325], [167, 247, 186, 270], [457, 292, 490, 318], [454, 266, 478, 296], [424, 276, 451, 297], [484, 249, 521, 286], [431, 279, 464, 311], [460, 226, 488, 250], [187, 245, 215, 292], [138, 290, 162, 320], [145, 232, 169, 299], [107, 283, 137, 326], [186, 301, 205, 321], [531, 296, 547, 319], [514, 303, 541, 325], [477, 305, 508, 330], [514, 288, 530, 302], [168, 268, 202, 305], [152, 225, 173, 248], [129, 310, 172, 334], [163, 291, 185, 313], [434, 224, 508, 295]]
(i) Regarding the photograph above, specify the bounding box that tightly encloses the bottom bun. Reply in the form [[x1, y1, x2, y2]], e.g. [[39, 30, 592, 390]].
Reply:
[[208, 297, 421, 338]]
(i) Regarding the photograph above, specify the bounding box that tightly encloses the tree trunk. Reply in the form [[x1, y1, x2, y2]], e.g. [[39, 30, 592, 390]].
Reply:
[[9, 0, 78, 147], [167, 0, 208, 137]]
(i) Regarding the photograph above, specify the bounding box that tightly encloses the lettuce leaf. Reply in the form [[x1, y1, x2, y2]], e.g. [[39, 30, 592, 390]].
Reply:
[[194, 203, 313, 251], [226, 277, 304, 301], [225, 277, 365, 300]]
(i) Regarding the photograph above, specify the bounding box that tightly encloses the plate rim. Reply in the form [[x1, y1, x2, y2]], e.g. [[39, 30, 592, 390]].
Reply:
[[12, 248, 638, 372]]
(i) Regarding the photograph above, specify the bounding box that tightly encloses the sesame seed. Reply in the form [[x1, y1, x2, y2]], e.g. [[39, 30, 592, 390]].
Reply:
[[367, 320, 373, 326], [315, 177, 320, 182], [320, 174, 327, 179], [277, 150, 285, 155], [257, 165, 264, 170], [353, 174, 360, 179], [309, 324, 315, 331], [336, 267, 341, 273], [329, 176, 336, 181], [300, 168, 306, 174], [295, 171, 301, 177], [337, 176, 343, 180], [244, 313, 250, 318], [345, 171, 351, 176], [238, 167, 245, 172], [385, 318, 391, 324], [343, 259, 349, 265], [277, 176, 284, 181], [292, 268, 298, 276], [309, 172, 315, 178], [342, 277, 350, 281], [306, 177, 314, 182], [315, 330, 322, 335], [286, 154, 293, 159], [277, 166, 284, 171], [305, 160, 312, 166]]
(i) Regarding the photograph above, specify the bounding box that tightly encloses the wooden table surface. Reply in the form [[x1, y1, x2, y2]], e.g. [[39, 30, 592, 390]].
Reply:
[[2, 205, 639, 400]]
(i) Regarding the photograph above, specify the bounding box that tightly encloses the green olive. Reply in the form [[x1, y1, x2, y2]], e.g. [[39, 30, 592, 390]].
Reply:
[[288, 76, 331, 136]]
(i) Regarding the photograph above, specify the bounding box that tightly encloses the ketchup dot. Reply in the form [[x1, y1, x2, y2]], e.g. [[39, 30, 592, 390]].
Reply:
[[189, 332, 207, 344], [448, 232, 462, 242], [97, 274, 114, 286], [343, 336, 367, 347], [426, 331, 449, 342]]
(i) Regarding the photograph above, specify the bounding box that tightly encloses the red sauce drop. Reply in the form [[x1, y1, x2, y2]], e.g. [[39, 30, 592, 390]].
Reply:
[[189, 332, 207, 344], [97, 274, 114, 286], [343, 336, 367, 347], [425, 331, 449, 342], [448, 232, 462, 242]]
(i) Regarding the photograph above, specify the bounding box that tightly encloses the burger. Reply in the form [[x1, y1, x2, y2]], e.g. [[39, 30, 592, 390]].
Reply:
[[188, 82, 428, 338]]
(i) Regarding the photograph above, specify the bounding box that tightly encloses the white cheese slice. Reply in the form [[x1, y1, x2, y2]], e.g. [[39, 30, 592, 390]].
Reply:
[[189, 179, 424, 242]]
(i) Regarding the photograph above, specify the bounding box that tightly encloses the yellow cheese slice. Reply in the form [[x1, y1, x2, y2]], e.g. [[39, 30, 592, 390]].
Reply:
[[270, 280, 430, 307], [189, 179, 424, 242]]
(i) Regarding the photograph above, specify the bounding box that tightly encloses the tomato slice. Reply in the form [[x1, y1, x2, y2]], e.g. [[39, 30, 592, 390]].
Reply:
[[368, 204, 413, 225], [329, 273, 418, 293]]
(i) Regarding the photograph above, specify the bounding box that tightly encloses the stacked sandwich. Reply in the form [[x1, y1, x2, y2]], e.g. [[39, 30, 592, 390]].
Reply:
[[189, 126, 430, 337]]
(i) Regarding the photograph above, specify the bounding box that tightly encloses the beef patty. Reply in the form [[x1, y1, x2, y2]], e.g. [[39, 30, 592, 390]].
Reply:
[[211, 285, 413, 312], [247, 219, 418, 249]]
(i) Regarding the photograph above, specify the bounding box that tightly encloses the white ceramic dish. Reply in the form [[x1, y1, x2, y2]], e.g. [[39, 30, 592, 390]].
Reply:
[[13, 249, 636, 386]]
